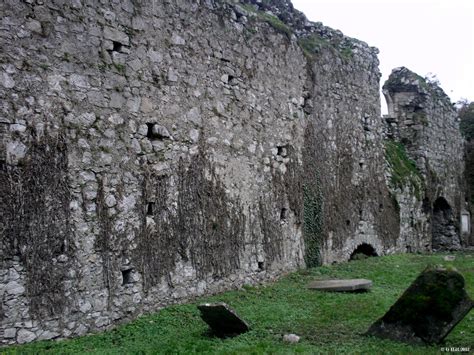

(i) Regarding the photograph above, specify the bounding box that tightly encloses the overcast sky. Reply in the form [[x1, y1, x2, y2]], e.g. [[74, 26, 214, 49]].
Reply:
[[292, 0, 474, 113]]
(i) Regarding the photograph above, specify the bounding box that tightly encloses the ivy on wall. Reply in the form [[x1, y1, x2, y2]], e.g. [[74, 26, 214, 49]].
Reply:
[[302, 123, 324, 267], [385, 140, 424, 199], [303, 183, 323, 267]]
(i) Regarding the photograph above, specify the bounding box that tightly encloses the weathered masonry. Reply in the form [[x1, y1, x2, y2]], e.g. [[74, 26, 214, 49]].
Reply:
[[383, 67, 467, 253], [0, 0, 469, 345]]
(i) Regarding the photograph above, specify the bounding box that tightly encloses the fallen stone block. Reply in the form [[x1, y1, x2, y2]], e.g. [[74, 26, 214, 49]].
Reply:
[[198, 302, 249, 337], [307, 279, 372, 292], [283, 333, 301, 343], [366, 267, 473, 344]]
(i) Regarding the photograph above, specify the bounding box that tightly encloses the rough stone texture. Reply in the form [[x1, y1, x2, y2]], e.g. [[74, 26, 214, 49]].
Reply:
[[366, 267, 473, 344], [307, 279, 372, 292], [0, 0, 467, 345], [308, 45, 400, 264], [198, 302, 249, 337], [0, 0, 310, 345], [383, 67, 466, 252]]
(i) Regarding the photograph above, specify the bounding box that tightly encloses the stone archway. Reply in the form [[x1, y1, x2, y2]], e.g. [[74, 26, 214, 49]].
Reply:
[[349, 243, 378, 261], [431, 197, 461, 251]]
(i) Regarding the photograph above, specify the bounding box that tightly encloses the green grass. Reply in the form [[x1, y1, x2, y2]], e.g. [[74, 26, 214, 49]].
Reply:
[[297, 34, 353, 61], [259, 13, 292, 37], [4, 252, 473, 354], [238, 4, 292, 38], [385, 140, 424, 199], [298, 34, 329, 55]]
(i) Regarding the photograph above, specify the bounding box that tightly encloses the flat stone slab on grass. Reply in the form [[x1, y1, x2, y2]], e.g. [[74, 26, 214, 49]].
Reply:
[[307, 279, 372, 292], [198, 302, 249, 337], [366, 267, 473, 344]]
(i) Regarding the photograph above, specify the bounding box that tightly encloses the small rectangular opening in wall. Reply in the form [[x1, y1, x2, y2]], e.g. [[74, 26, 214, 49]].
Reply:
[[277, 145, 287, 157], [258, 261, 265, 271], [147, 202, 155, 216], [146, 123, 154, 138], [112, 41, 122, 52], [122, 269, 133, 285], [280, 208, 287, 221]]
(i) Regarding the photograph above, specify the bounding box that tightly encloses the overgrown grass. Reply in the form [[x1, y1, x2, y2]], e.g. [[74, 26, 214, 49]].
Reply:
[[238, 3, 292, 38], [259, 13, 292, 37], [298, 34, 353, 60], [4, 252, 473, 354], [298, 34, 330, 55], [385, 140, 424, 199]]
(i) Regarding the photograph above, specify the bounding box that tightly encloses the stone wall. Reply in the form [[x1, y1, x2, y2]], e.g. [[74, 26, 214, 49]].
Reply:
[[383, 67, 466, 251], [0, 0, 467, 346], [0, 0, 313, 344], [308, 46, 400, 264]]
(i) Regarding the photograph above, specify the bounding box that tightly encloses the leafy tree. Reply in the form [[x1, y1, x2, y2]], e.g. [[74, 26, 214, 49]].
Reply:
[[458, 100, 474, 140], [459, 100, 474, 206]]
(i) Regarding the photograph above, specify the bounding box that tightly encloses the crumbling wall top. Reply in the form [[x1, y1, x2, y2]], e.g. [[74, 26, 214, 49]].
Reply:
[[383, 67, 451, 104], [218, 0, 379, 59]]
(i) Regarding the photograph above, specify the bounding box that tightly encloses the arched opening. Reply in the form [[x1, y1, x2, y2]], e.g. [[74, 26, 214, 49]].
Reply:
[[349, 243, 378, 261], [432, 197, 460, 250]]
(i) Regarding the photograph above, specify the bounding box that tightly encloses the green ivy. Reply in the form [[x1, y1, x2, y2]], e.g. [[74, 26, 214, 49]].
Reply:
[[385, 140, 424, 199], [303, 183, 323, 267]]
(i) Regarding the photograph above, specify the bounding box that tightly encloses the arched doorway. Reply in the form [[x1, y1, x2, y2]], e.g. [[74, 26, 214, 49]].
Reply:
[[432, 197, 461, 251], [350, 243, 378, 261]]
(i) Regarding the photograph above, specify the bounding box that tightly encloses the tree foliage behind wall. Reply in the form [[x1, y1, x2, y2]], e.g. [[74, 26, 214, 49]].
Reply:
[[459, 101, 474, 205], [459, 101, 474, 141]]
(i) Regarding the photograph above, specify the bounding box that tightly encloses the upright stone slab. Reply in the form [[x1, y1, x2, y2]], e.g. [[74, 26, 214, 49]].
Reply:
[[367, 267, 473, 344], [198, 303, 250, 337]]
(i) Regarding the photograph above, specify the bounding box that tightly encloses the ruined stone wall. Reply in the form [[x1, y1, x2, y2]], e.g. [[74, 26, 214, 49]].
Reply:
[[383, 67, 466, 251], [0, 0, 466, 346], [0, 0, 313, 344], [308, 47, 400, 264]]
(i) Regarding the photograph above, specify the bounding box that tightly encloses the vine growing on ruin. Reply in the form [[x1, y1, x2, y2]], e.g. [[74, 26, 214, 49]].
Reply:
[[303, 183, 323, 267], [302, 123, 324, 267], [135, 142, 245, 291], [0, 131, 73, 318]]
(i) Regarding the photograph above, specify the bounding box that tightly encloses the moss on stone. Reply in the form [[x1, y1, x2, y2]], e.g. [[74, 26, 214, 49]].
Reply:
[[385, 140, 424, 199], [298, 35, 329, 56], [259, 13, 292, 37], [383, 268, 467, 339], [241, 4, 292, 38], [298, 34, 353, 61]]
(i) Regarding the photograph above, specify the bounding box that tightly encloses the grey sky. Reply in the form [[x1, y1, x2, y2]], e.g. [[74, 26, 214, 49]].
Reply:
[[292, 0, 474, 112]]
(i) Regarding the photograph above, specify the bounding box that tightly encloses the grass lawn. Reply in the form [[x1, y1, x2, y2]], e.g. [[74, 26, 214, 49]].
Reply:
[[3, 252, 473, 354]]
